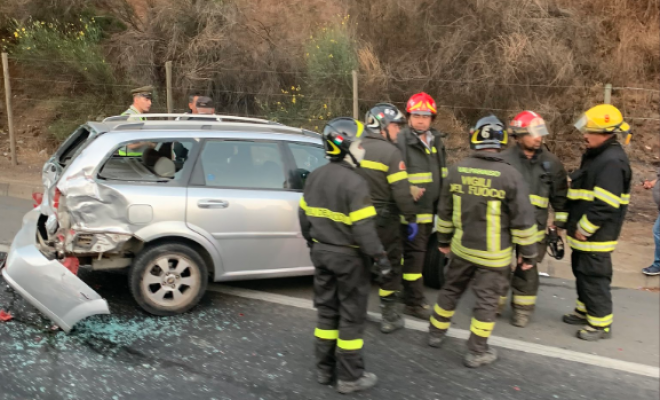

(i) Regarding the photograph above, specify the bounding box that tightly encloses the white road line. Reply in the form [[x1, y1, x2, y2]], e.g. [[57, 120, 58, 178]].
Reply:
[[209, 284, 660, 379]]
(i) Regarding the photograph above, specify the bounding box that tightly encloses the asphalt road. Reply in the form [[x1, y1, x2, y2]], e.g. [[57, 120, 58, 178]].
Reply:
[[0, 196, 658, 399]]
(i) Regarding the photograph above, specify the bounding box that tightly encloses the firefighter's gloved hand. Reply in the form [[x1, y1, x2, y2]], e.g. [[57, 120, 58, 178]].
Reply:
[[374, 257, 393, 283], [406, 222, 419, 241]]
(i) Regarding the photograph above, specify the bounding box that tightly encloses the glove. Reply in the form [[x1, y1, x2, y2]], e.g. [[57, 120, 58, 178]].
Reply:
[[406, 222, 419, 242], [373, 256, 393, 284]]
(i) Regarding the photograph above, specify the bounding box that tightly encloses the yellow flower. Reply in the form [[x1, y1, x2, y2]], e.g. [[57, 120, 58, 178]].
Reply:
[[315, 126, 319, 130], [292, 96, 297, 104], [323, 104, 327, 109], [276, 101, 281, 105], [21, 28, 25, 32], [80, 31, 84, 36], [291, 86, 295, 91], [296, 86, 301, 91], [26, 47, 31, 50], [328, 54, 334, 58], [319, 116, 324, 120], [316, 45, 320, 49], [40, 22, 45, 25], [305, 53, 309, 57], [327, 112, 331, 117], [14, 32, 18, 38]]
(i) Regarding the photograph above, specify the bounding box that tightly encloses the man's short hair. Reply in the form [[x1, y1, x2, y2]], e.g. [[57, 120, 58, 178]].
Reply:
[[196, 96, 214, 109]]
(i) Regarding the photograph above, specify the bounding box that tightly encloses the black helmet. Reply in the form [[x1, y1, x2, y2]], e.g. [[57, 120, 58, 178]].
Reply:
[[323, 117, 365, 162], [469, 115, 508, 150], [365, 103, 406, 138]]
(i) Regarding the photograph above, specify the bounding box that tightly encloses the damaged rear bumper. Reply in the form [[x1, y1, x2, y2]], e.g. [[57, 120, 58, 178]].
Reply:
[[1, 209, 110, 333]]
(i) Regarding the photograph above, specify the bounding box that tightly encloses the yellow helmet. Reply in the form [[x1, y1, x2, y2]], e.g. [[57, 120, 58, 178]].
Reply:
[[574, 104, 631, 144]]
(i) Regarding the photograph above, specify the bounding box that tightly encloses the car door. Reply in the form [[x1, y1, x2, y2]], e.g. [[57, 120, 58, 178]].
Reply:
[[186, 139, 301, 276]]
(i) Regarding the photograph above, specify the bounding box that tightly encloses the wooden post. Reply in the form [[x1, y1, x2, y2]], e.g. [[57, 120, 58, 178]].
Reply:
[[352, 70, 358, 119], [1, 53, 17, 166], [604, 83, 612, 104], [165, 61, 173, 115]]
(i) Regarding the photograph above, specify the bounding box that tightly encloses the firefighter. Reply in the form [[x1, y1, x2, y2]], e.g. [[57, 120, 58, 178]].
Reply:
[[299, 117, 392, 394], [500, 111, 569, 327], [359, 103, 419, 333], [396, 92, 447, 319], [428, 115, 538, 368], [562, 104, 632, 341]]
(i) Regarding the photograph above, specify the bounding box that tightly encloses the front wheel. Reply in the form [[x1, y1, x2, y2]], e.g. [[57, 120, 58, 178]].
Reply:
[[129, 242, 208, 316], [423, 232, 447, 290]]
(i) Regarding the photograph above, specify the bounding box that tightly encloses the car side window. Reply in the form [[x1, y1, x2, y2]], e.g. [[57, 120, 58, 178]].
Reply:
[[98, 139, 196, 182], [286, 142, 327, 190], [198, 140, 287, 190]]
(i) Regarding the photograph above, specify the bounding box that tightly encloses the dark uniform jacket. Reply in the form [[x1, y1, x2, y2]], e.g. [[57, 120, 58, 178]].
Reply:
[[358, 132, 417, 223], [566, 137, 631, 253], [501, 145, 569, 242], [396, 127, 447, 224], [299, 161, 385, 258], [435, 152, 538, 268]]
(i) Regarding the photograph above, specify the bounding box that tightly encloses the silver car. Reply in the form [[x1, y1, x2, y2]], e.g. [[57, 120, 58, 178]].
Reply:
[[2, 115, 327, 332]]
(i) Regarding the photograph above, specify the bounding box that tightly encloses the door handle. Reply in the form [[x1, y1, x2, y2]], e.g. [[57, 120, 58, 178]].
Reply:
[[197, 199, 229, 209]]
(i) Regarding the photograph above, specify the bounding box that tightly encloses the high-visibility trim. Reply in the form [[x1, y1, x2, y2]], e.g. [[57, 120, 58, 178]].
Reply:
[[533, 230, 546, 243], [408, 172, 433, 184], [432, 146, 438, 154], [305, 207, 352, 225], [315, 328, 338, 340], [587, 314, 613, 328], [360, 160, 389, 172], [576, 299, 587, 313], [117, 149, 144, 156], [620, 193, 630, 205], [529, 195, 549, 209], [567, 237, 617, 252], [387, 171, 408, 184], [437, 226, 454, 234], [513, 295, 537, 306], [451, 238, 512, 268], [498, 296, 508, 306], [511, 224, 539, 246], [567, 189, 594, 201], [555, 212, 568, 222], [337, 338, 364, 351], [379, 289, 395, 297], [452, 195, 462, 231], [436, 217, 454, 234], [486, 200, 501, 253], [579, 215, 600, 234], [512, 234, 539, 246], [434, 304, 455, 318], [511, 225, 538, 238], [349, 206, 377, 222], [470, 318, 495, 338], [430, 316, 451, 330], [442, 167, 448, 178], [593, 186, 621, 209], [416, 214, 434, 224], [299, 197, 308, 210], [403, 273, 423, 281]]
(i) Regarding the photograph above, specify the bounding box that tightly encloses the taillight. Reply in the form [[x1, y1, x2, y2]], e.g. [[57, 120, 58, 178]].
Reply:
[[32, 192, 43, 208], [53, 188, 61, 210]]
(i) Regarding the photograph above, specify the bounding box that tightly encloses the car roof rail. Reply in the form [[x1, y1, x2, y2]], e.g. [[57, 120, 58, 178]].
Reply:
[[103, 114, 283, 126]]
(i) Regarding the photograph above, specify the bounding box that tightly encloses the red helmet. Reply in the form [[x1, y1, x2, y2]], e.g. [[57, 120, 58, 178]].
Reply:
[[509, 110, 549, 137], [406, 92, 437, 116]]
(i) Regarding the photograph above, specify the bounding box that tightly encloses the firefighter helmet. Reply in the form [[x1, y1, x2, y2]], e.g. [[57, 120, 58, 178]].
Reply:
[[470, 115, 508, 150], [365, 103, 406, 142], [323, 117, 366, 163], [406, 92, 437, 117], [509, 110, 550, 137], [574, 104, 632, 144]]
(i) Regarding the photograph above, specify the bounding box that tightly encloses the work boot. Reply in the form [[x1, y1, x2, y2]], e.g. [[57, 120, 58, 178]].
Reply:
[[463, 348, 498, 369], [404, 304, 431, 320], [336, 372, 378, 394], [428, 331, 446, 348], [380, 298, 405, 334], [577, 325, 612, 341], [317, 370, 333, 385], [562, 312, 587, 325], [510, 310, 530, 328]]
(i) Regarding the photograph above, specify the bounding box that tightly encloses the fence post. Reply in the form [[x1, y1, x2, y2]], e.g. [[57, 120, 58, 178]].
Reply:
[[165, 61, 173, 115], [352, 70, 358, 119], [604, 83, 612, 104], [1, 53, 17, 166]]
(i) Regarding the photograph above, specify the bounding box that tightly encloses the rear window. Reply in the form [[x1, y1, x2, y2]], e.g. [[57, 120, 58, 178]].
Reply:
[[58, 127, 91, 165]]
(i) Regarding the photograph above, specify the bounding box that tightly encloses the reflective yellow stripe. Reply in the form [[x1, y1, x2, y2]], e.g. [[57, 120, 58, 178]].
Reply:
[[299, 196, 308, 210], [452, 195, 462, 231], [337, 338, 364, 350], [513, 295, 537, 306], [387, 171, 408, 184], [451, 239, 512, 268], [576, 300, 587, 313], [408, 173, 433, 184], [403, 273, 423, 281], [432, 146, 438, 154], [350, 206, 377, 222], [305, 207, 352, 225], [315, 328, 338, 340], [441, 167, 448, 178], [593, 186, 621, 209], [416, 214, 433, 224], [437, 226, 454, 234], [567, 189, 594, 201], [487, 200, 501, 252], [360, 160, 389, 172], [499, 296, 508, 307], [587, 314, 613, 327], [620, 193, 630, 205], [434, 304, 455, 318], [529, 195, 549, 208], [511, 224, 539, 246], [555, 212, 568, 222], [511, 225, 538, 238], [436, 217, 454, 233], [117, 149, 144, 156], [470, 318, 495, 338], [533, 230, 546, 243], [379, 289, 395, 297], [579, 215, 600, 234], [437, 218, 453, 228], [430, 316, 451, 330], [567, 237, 617, 252]]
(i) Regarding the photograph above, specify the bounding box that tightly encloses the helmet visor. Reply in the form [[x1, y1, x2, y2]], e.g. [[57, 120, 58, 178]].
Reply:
[[573, 113, 589, 133], [527, 117, 550, 137]]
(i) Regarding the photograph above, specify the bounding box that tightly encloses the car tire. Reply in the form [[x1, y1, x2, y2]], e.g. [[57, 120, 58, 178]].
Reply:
[[129, 242, 208, 316], [423, 232, 447, 290]]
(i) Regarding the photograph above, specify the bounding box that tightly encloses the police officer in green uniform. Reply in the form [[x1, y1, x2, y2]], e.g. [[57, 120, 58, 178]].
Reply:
[[119, 86, 154, 156]]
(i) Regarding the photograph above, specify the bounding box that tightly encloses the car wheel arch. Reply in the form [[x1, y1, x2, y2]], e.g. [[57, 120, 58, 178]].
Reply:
[[141, 236, 216, 281]]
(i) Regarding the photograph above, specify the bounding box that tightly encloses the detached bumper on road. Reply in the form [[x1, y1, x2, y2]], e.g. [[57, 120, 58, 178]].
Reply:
[[1, 209, 109, 333]]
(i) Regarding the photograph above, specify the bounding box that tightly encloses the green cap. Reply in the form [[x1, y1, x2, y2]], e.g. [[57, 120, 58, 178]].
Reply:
[[131, 85, 154, 97]]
